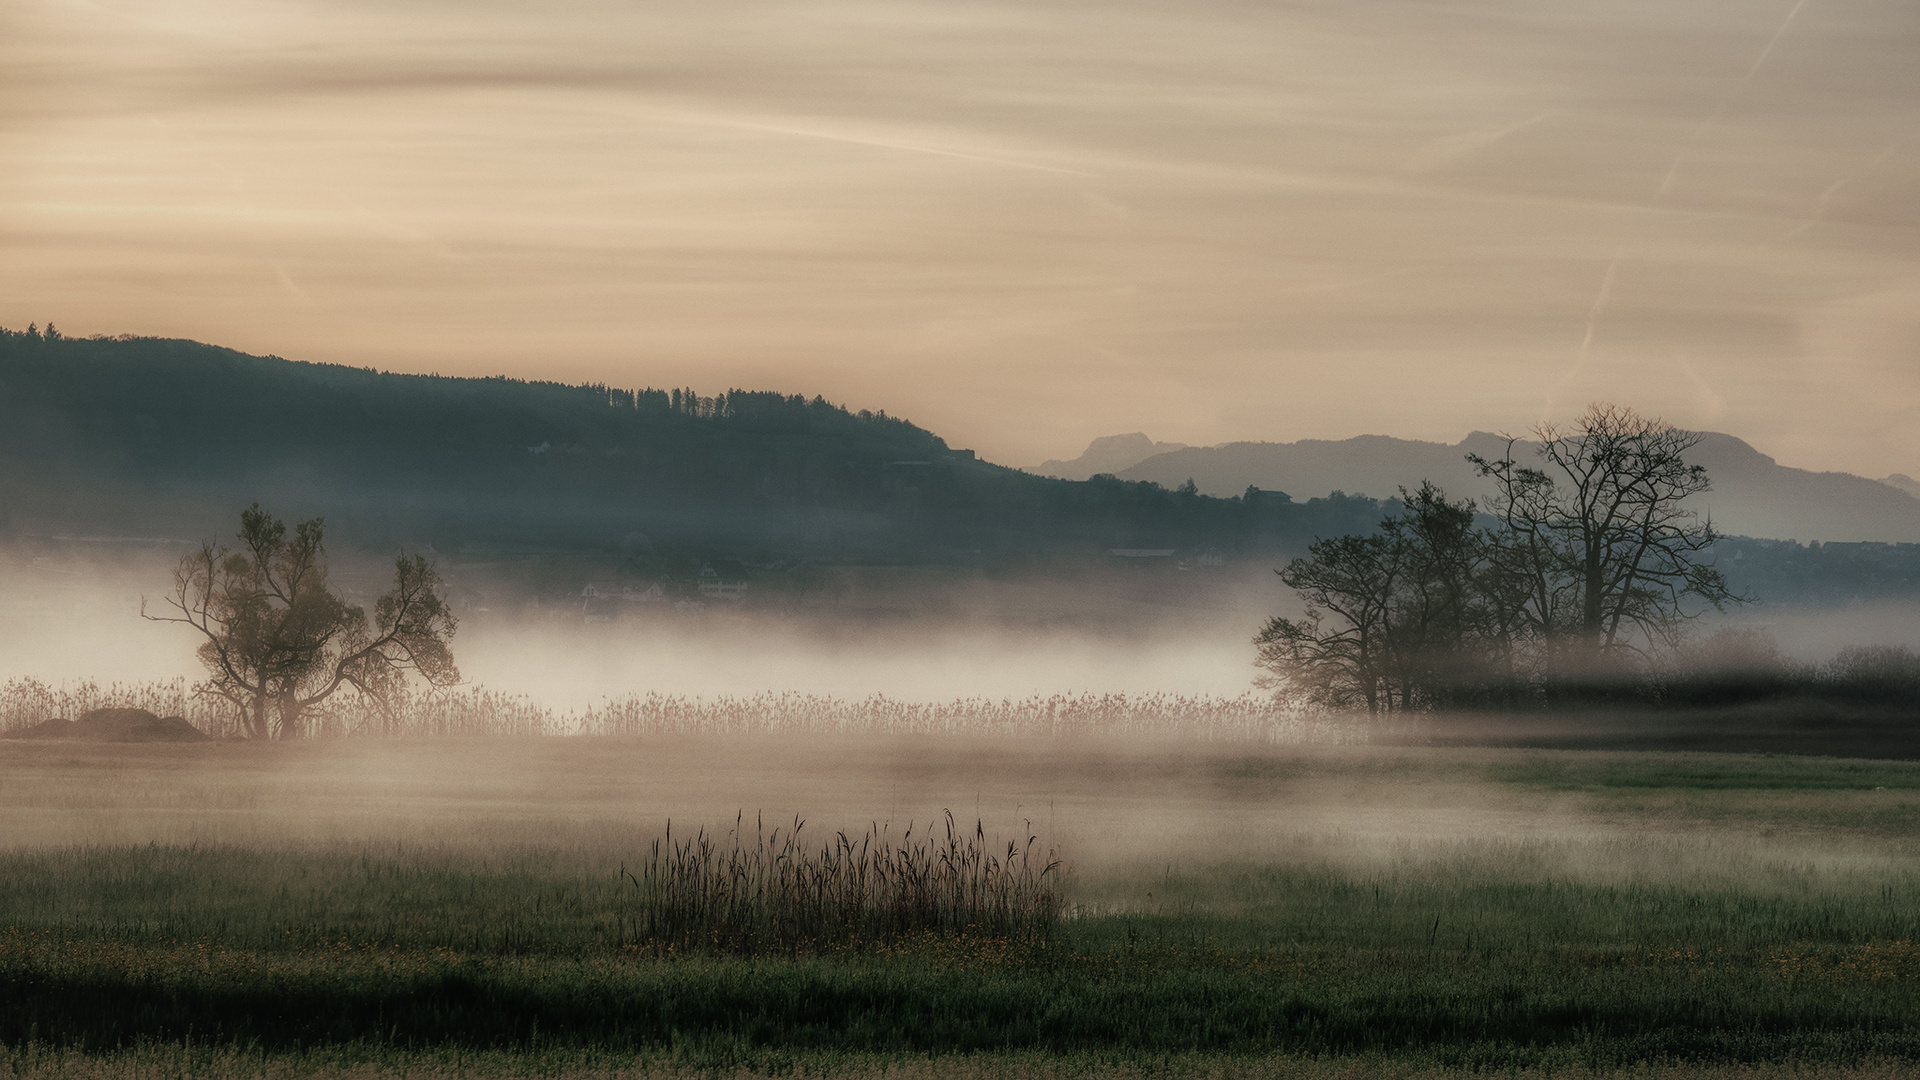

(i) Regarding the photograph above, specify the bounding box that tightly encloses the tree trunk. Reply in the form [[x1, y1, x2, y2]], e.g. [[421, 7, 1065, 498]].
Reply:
[[1568, 534, 1603, 668], [277, 691, 304, 739]]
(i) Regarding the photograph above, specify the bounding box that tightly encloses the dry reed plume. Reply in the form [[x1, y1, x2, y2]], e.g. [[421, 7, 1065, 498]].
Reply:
[[0, 679, 1345, 742], [621, 812, 1061, 954]]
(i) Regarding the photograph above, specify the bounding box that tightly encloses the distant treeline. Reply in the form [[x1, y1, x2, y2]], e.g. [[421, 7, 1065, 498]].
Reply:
[[3, 326, 1917, 605], [0, 326, 1380, 558], [1710, 535, 1920, 606]]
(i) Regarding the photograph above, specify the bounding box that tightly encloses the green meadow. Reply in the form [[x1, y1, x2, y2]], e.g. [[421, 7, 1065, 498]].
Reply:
[[3, 735, 1920, 1077]]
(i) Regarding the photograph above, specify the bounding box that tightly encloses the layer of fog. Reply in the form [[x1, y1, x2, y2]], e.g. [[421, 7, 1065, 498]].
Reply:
[[1710, 605, 1920, 663], [4, 0, 1918, 478], [3, 608, 1264, 703], [5, 737, 1912, 913], [453, 620, 1258, 707], [2, 542, 1916, 706], [0, 544, 1275, 703]]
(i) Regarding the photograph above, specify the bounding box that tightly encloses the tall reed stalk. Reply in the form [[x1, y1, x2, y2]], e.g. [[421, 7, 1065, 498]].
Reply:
[[0, 679, 1344, 742], [621, 812, 1061, 954]]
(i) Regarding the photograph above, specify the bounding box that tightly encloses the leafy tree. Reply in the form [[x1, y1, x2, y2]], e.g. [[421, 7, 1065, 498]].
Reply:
[[1257, 483, 1503, 712], [145, 505, 458, 737], [1257, 531, 1401, 711]]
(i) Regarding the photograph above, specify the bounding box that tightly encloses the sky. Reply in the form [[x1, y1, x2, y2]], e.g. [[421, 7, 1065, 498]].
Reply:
[[3, 0, 1916, 478]]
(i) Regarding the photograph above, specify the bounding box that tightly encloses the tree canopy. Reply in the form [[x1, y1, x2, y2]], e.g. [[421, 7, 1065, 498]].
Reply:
[[1258, 406, 1741, 711], [145, 505, 458, 737]]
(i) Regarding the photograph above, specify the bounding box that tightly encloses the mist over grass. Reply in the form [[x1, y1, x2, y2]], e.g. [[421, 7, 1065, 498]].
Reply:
[[4, 527, 1919, 1071], [5, 739, 1920, 1070]]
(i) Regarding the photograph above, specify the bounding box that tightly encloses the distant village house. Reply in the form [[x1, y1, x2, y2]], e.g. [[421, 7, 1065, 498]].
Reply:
[[580, 580, 667, 615], [697, 560, 749, 600]]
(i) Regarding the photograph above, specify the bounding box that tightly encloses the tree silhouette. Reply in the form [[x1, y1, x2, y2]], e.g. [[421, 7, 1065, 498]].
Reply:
[[1257, 483, 1507, 712], [1262, 406, 1741, 710], [145, 505, 459, 737], [1468, 403, 1736, 682]]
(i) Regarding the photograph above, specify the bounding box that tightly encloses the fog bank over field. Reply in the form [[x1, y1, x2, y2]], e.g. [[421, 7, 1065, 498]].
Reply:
[[1719, 603, 1920, 666], [2, 538, 1917, 713], [0, 544, 1274, 703], [3, 737, 1911, 890], [455, 621, 1259, 708]]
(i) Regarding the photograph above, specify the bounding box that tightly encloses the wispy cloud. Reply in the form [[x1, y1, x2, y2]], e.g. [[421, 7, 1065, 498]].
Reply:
[[2, 0, 1916, 477]]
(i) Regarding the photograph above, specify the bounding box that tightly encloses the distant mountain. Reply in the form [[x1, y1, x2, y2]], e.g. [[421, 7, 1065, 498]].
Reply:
[[1029, 434, 1189, 480], [1118, 434, 1490, 507], [1105, 431, 1920, 544], [0, 328, 1383, 558], [1885, 474, 1920, 500]]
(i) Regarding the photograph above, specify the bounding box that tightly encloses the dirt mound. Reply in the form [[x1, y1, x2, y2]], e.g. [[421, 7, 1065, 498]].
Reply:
[[4, 708, 211, 742], [76, 708, 210, 741], [6, 717, 77, 739]]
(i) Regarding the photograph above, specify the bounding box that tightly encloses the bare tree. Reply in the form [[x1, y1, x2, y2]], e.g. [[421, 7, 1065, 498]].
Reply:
[[1467, 404, 1738, 682], [144, 505, 458, 737], [1259, 408, 1741, 712]]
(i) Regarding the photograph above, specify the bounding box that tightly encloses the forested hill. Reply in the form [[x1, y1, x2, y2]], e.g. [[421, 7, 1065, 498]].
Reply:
[[0, 327, 1383, 557]]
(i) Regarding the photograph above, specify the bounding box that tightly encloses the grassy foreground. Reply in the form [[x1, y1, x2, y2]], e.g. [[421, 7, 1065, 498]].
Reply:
[[2, 1046, 1919, 1080], [3, 737, 1920, 1075], [5, 857, 1920, 1067], [5, 1045, 1920, 1080]]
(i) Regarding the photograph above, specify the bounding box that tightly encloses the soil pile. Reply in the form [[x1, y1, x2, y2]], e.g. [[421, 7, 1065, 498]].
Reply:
[[10, 717, 76, 739], [3, 708, 210, 741]]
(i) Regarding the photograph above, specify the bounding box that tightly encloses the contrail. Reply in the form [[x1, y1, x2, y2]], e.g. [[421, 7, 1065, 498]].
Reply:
[[1734, 0, 1811, 97], [1777, 134, 1911, 242], [272, 262, 310, 302], [1578, 256, 1619, 358], [1659, 0, 1809, 197], [1547, 252, 1621, 416], [1570, 0, 1809, 396]]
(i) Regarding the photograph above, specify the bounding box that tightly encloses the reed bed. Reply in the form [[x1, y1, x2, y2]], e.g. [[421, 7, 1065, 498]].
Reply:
[[0, 679, 1347, 742], [0, 678, 564, 739], [582, 690, 1339, 742], [0, 677, 211, 732], [623, 813, 1061, 954]]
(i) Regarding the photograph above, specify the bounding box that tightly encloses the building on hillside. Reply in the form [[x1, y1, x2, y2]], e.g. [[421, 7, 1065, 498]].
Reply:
[[582, 580, 667, 616], [1187, 548, 1226, 568], [697, 560, 749, 600]]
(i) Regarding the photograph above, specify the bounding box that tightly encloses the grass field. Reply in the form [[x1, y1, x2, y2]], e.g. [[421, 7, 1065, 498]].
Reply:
[[4, 733, 1920, 1076]]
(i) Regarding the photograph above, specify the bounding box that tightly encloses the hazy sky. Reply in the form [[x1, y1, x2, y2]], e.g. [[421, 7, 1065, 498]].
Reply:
[[4, 0, 1916, 476]]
